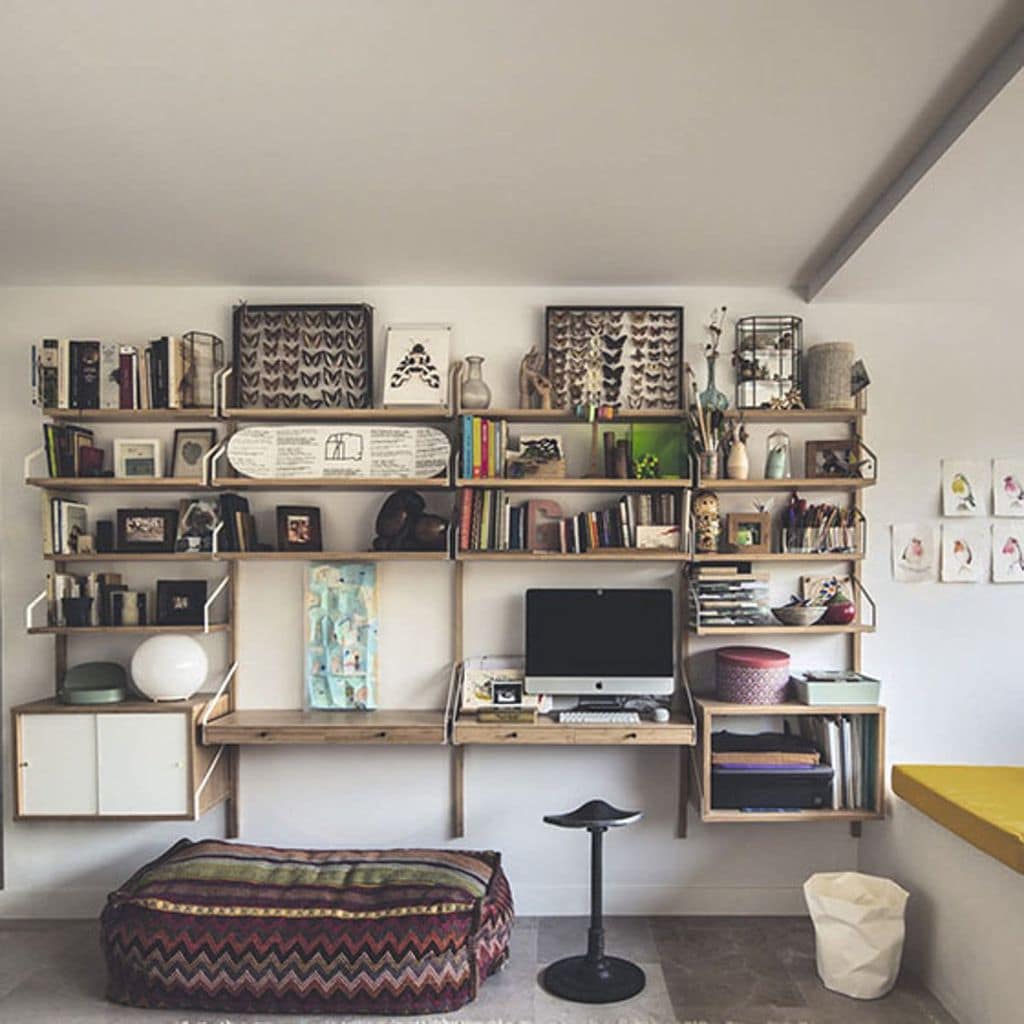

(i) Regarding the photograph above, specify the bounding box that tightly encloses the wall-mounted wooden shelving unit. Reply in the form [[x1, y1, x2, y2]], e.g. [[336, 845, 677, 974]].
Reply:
[[22, 361, 880, 841]]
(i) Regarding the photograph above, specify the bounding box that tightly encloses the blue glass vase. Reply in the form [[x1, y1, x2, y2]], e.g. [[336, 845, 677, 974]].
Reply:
[[700, 352, 729, 412]]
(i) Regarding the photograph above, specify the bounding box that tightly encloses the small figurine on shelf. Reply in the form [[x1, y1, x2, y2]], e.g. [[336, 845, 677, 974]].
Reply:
[[693, 488, 722, 553], [768, 387, 805, 411], [518, 347, 553, 410]]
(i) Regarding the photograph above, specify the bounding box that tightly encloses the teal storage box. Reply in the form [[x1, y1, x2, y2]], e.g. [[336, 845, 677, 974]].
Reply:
[[793, 674, 880, 705]]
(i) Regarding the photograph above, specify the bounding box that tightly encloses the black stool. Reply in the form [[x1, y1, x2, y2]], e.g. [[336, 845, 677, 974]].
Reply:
[[541, 799, 645, 1004]]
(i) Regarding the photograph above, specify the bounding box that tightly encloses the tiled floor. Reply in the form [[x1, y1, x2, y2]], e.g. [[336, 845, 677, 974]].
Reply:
[[0, 916, 958, 1024]]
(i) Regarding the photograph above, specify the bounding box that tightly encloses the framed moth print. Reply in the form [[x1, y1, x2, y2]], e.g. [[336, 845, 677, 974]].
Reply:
[[232, 303, 373, 410], [992, 523, 1024, 582], [545, 306, 683, 410], [382, 324, 451, 406], [941, 459, 986, 516], [993, 459, 1024, 517]]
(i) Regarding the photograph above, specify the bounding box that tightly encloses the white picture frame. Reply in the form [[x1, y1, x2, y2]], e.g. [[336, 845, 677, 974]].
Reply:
[[992, 459, 1024, 517], [941, 459, 987, 516], [992, 523, 1024, 583], [114, 438, 163, 478], [940, 523, 988, 583], [382, 324, 451, 407]]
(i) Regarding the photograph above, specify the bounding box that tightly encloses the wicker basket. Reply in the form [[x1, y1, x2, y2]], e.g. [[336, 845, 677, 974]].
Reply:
[[806, 342, 854, 410], [715, 646, 791, 704]]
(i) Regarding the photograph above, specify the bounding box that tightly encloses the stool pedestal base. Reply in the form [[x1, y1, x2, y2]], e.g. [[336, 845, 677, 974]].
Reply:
[[542, 955, 646, 1004]]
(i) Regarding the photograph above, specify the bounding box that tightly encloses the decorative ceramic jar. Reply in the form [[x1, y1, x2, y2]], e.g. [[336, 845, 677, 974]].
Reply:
[[460, 355, 492, 409], [765, 428, 791, 479]]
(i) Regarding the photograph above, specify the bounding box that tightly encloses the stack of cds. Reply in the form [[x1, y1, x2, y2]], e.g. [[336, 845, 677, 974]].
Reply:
[[688, 569, 772, 628]]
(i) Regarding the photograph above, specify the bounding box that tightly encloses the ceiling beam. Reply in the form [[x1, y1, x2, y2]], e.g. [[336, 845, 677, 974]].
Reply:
[[804, 26, 1024, 301]]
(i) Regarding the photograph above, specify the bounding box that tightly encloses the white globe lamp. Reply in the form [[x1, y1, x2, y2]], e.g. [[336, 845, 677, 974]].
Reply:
[[131, 635, 209, 701]]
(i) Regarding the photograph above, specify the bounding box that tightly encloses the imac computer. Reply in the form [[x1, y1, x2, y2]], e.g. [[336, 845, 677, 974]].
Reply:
[[524, 588, 675, 697]]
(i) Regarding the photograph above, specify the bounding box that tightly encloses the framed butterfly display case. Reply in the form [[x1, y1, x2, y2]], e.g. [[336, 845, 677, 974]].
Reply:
[[545, 306, 683, 410], [232, 303, 373, 410]]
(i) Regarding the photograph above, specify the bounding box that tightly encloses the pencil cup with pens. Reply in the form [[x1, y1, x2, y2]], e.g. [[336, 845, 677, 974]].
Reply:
[[780, 494, 865, 554]]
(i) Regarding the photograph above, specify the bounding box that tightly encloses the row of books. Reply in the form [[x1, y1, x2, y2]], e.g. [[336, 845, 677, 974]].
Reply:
[[688, 568, 772, 627], [43, 424, 101, 477], [33, 335, 221, 410], [456, 491, 683, 553], [459, 416, 510, 478], [47, 572, 147, 627], [800, 714, 878, 811], [43, 497, 89, 556]]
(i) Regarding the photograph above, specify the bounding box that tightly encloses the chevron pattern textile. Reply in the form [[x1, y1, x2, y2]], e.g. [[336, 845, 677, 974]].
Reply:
[[101, 839, 514, 1015]]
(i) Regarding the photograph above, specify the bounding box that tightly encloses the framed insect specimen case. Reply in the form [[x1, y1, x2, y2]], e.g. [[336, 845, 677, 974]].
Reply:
[[232, 303, 373, 410], [545, 306, 683, 410]]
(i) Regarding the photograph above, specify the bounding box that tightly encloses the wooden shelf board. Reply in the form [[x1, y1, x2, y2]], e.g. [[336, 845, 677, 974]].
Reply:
[[457, 550, 687, 562], [28, 624, 230, 635], [697, 698, 884, 716], [459, 407, 688, 422], [212, 477, 451, 491], [707, 478, 874, 492], [455, 477, 690, 491], [45, 552, 212, 562], [453, 713, 695, 746], [217, 550, 449, 562], [224, 407, 452, 422], [694, 624, 874, 636], [702, 809, 882, 823], [13, 693, 220, 714], [723, 409, 864, 423], [43, 408, 216, 422], [202, 709, 446, 745], [27, 477, 210, 491], [692, 552, 863, 563]]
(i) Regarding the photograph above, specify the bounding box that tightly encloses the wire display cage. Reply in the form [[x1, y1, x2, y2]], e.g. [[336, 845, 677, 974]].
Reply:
[[733, 316, 803, 409]]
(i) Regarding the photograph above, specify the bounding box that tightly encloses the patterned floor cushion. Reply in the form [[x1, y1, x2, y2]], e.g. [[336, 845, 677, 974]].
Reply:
[[101, 839, 514, 1015]]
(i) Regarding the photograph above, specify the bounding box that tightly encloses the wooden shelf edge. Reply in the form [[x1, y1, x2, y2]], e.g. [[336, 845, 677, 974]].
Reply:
[[212, 477, 451, 491], [43, 408, 217, 421], [706, 477, 875, 491], [701, 809, 883, 823], [723, 408, 865, 423], [457, 408, 689, 422], [455, 478, 691, 491], [692, 552, 863, 563], [224, 407, 453, 422], [696, 698, 884, 716], [27, 477, 212, 491], [456, 550, 688, 562], [201, 709, 447, 746], [217, 550, 449, 562], [694, 624, 875, 636], [28, 624, 231, 635]]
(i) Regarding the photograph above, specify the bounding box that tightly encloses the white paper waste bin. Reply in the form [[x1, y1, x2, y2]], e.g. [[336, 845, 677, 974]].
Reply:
[[803, 871, 909, 999]]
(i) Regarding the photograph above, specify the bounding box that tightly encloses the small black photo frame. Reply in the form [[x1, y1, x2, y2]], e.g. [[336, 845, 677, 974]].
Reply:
[[116, 508, 179, 553], [156, 579, 208, 626], [171, 428, 218, 479], [276, 505, 323, 552]]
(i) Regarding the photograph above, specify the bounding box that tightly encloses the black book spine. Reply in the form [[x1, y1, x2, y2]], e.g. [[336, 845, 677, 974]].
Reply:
[[77, 341, 100, 409]]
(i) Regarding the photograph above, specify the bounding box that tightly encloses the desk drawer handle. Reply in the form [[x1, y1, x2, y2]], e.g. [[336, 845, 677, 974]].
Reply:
[[624, 732, 638, 740], [376, 730, 388, 739], [504, 731, 518, 740]]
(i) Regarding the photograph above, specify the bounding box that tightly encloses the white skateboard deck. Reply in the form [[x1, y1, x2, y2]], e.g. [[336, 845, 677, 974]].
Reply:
[[226, 425, 451, 479]]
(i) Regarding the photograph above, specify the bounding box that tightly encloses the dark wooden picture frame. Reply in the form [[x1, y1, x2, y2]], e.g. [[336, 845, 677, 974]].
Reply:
[[276, 505, 323, 552], [232, 303, 373, 410], [805, 440, 862, 479], [155, 579, 208, 626], [544, 305, 683, 411], [171, 428, 218, 479], [725, 512, 771, 554], [116, 508, 179, 553]]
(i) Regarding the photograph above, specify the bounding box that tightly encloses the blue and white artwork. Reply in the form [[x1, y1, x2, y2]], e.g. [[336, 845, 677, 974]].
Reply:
[[304, 563, 379, 709]]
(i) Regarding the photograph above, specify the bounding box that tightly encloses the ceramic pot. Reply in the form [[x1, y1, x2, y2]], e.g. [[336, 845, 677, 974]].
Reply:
[[823, 599, 857, 625], [726, 440, 750, 480], [461, 356, 492, 409]]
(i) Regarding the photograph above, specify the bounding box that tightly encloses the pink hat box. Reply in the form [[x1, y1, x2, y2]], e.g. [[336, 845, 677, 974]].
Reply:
[[715, 646, 791, 704]]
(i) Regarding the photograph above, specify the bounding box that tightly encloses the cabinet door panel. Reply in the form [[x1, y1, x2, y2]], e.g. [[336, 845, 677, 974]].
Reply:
[[19, 714, 97, 815], [97, 714, 189, 815]]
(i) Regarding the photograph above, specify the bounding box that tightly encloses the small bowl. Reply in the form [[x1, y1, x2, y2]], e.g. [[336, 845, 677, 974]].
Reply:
[[772, 605, 827, 627]]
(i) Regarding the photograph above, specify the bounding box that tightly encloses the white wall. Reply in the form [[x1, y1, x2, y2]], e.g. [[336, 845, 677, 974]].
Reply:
[[1, 286, 1020, 918]]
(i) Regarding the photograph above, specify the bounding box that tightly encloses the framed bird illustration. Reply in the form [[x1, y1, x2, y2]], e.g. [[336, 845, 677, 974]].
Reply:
[[992, 458, 1024, 517], [892, 522, 939, 583], [940, 523, 988, 583], [992, 523, 1024, 583], [941, 459, 987, 517]]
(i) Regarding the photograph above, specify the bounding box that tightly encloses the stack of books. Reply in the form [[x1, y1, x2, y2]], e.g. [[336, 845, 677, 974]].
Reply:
[[42, 497, 89, 555], [799, 715, 878, 810], [46, 571, 147, 627], [42, 424, 101, 477], [688, 567, 772, 627], [459, 416, 509, 478], [457, 491, 682, 553], [33, 336, 221, 410]]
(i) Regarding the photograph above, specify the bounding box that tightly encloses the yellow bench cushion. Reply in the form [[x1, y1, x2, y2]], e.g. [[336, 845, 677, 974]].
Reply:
[[892, 765, 1024, 874]]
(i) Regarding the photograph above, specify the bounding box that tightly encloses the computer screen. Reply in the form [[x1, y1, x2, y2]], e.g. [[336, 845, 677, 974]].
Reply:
[[524, 588, 675, 695]]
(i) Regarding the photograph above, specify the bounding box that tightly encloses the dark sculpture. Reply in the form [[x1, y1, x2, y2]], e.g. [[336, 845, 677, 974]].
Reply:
[[372, 489, 448, 551]]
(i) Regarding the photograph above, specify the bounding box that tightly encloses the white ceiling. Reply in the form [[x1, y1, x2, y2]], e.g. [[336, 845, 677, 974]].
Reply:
[[0, 0, 1020, 292]]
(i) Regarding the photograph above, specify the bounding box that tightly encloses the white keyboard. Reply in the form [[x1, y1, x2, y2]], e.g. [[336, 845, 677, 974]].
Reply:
[[558, 710, 642, 725]]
